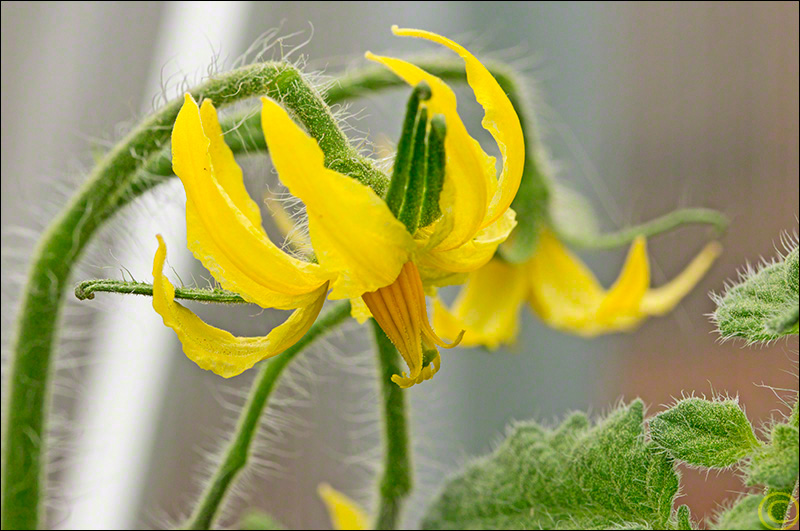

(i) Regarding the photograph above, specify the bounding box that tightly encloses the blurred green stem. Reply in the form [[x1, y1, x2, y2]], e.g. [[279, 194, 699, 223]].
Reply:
[[184, 301, 351, 530], [371, 321, 412, 530], [557, 207, 728, 250]]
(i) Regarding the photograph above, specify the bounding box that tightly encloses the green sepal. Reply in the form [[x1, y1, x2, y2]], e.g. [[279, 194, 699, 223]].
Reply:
[[650, 398, 761, 469], [398, 106, 429, 233], [385, 82, 431, 216], [419, 114, 447, 228], [422, 400, 681, 530], [497, 145, 551, 263]]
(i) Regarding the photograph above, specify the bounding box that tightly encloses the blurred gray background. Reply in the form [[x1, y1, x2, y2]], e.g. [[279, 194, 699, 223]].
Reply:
[[2, 2, 798, 529]]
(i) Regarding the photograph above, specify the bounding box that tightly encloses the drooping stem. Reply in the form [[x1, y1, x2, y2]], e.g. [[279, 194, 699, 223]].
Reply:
[[184, 301, 351, 530], [557, 207, 729, 249], [129, 59, 546, 204], [371, 320, 412, 530]]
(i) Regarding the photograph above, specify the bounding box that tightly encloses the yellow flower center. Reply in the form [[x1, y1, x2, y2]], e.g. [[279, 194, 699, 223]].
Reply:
[[362, 261, 463, 387]]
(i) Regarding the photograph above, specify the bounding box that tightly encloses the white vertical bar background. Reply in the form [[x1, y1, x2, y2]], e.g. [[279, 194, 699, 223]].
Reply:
[[60, 3, 251, 529]]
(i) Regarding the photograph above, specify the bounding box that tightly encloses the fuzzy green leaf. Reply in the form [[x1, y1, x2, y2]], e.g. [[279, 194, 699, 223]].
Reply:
[[714, 245, 799, 343], [747, 423, 799, 490], [422, 401, 681, 530], [712, 495, 770, 530], [650, 398, 761, 468]]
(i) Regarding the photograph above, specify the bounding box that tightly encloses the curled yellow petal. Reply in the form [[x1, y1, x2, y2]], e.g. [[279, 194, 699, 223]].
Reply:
[[527, 230, 721, 336], [172, 94, 328, 310], [260, 97, 414, 300], [433, 258, 528, 349], [417, 208, 516, 275], [365, 52, 491, 251], [151, 235, 327, 378], [527, 229, 605, 331], [199, 99, 266, 233], [641, 241, 722, 316], [595, 236, 650, 327], [391, 26, 525, 229], [318, 483, 369, 531]]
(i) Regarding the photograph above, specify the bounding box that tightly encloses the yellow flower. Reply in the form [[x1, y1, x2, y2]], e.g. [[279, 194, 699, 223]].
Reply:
[[150, 27, 524, 387], [318, 483, 369, 530], [435, 229, 722, 344]]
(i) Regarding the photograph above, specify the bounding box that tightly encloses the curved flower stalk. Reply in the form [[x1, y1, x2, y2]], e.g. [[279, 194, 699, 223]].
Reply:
[[435, 229, 723, 346], [152, 27, 524, 388]]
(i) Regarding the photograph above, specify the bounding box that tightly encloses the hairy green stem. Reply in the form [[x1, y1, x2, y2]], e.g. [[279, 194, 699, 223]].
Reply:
[[370, 321, 412, 530], [1, 61, 378, 530], [184, 301, 351, 530], [131, 60, 542, 198], [557, 207, 729, 249], [75, 279, 247, 304]]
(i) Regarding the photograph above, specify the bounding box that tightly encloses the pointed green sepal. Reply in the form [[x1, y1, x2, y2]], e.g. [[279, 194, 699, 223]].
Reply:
[[385, 82, 431, 217], [398, 106, 429, 234], [419, 114, 446, 228]]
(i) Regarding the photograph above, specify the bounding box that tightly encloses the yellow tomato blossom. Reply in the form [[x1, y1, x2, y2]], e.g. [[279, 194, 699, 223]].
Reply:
[[150, 27, 524, 387], [318, 483, 369, 530], [435, 229, 722, 344]]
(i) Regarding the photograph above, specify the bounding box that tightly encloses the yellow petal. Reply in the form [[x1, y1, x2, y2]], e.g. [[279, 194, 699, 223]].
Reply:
[[433, 258, 528, 349], [527, 231, 720, 337], [527, 229, 605, 330], [417, 208, 516, 275], [595, 236, 650, 327], [318, 483, 369, 531], [641, 241, 722, 316], [391, 26, 525, 229], [349, 296, 373, 324], [151, 235, 327, 378], [172, 94, 328, 310], [365, 52, 492, 251], [199, 99, 266, 234], [260, 97, 414, 300]]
